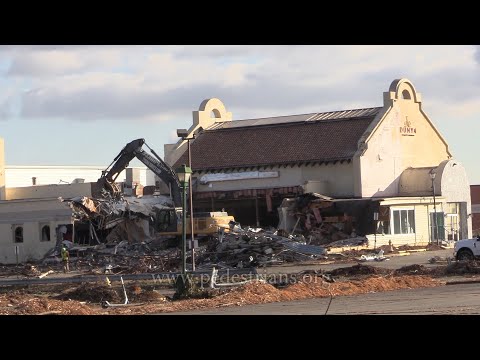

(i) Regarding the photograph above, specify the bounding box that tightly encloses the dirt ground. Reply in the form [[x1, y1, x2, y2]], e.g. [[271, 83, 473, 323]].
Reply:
[[0, 247, 476, 315], [0, 271, 441, 315]]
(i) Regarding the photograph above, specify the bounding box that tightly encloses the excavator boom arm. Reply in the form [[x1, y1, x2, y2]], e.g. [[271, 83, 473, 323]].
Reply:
[[133, 148, 182, 207], [97, 138, 182, 207]]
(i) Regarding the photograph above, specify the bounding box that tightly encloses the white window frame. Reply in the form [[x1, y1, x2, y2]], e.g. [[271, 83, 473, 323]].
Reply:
[[390, 207, 416, 235]]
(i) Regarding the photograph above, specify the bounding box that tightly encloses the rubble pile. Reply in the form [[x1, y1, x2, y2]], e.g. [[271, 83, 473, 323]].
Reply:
[[197, 228, 327, 268], [277, 193, 368, 248], [54, 241, 182, 274]]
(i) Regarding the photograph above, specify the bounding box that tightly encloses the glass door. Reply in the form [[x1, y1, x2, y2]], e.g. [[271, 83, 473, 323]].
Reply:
[[446, 214, 459, 241], [430, 212, 445, 243]]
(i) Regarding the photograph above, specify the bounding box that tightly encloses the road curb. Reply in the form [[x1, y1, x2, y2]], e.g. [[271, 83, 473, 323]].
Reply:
[[446, 280, 480, 285]]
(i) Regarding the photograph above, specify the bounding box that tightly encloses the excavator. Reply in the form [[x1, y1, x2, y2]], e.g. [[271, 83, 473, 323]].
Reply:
[[96, 138, 234, 238]]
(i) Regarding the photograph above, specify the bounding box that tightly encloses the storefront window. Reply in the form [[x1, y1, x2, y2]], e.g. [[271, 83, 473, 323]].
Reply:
[[392, 208, 415, 234]]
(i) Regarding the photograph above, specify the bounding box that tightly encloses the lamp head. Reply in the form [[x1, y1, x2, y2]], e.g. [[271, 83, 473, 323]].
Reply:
[[176, 129, 189, 139], [176, 164, 192, 184]]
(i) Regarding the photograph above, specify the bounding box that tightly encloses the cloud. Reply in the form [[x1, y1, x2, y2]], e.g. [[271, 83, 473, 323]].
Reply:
[[3, 45, 480, 125], [474, 46, 480, 64]]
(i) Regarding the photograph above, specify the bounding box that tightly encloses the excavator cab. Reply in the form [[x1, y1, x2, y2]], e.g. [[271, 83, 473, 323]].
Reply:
[[153, 208, 178, 233]]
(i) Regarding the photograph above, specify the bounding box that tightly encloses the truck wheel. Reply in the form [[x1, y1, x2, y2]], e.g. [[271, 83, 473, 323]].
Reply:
[[457, 248, 474, 261]]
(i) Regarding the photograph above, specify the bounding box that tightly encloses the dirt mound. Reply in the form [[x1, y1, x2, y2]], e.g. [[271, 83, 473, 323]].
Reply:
[[329, 264, 387, 277], [426, 244, 444, 251], [55, 282, 122, 303], [445, 261, 480, 275], [133, 290, 167, 303], [394, 264, 430, 275]]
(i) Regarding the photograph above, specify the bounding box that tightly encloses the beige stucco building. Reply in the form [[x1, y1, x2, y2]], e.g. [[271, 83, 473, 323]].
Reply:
[[0, 140, 96, 263], [0, 183, 93, 264], [165, 78, 472, 246]]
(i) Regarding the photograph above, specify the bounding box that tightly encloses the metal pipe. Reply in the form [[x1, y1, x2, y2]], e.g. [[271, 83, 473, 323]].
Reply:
[[255, 195, 260, 227]]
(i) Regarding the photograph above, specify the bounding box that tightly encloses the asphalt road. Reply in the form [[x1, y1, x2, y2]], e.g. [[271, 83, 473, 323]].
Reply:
[[177, 282, 480, 315], [259, 249, 453, 275]]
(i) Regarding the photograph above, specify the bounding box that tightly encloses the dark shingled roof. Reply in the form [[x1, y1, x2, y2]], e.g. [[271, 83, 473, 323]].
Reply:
[[174, 107, 381, 171]]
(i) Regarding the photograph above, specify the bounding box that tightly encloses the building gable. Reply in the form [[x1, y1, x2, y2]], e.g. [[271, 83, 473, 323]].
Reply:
[[354, 79, 452, 197]]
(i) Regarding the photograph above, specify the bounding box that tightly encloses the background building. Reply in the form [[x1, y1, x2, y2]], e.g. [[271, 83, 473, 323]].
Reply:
[[470, 185, 480, 236], [5, 165, 155, 188]]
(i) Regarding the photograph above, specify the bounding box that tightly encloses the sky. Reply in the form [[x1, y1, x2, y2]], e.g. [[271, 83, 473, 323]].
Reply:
[[1, 45, 480, 183]]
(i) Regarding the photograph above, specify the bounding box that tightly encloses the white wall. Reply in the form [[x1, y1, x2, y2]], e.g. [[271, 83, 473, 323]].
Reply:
[[357, 79, 451, 198], [301, 162, 354, 197]]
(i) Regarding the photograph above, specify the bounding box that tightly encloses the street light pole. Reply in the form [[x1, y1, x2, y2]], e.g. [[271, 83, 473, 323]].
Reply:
[[175, 164, 192, 276], [430, 170, 438, 245], [187, 137, 195, 271], [181, 179, 187, 275], [177, 129, 196, 272]]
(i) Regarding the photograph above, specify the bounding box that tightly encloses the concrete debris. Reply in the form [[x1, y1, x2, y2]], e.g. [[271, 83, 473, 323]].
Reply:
[[105, 218, 151, 244], [326, 237, 368, 248], [276, 193, 368, 248], [359, 250, 389, 262], [38, 270, 54, 279]]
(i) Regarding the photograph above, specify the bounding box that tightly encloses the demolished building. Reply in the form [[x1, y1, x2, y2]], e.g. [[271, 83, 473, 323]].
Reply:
[[164, 78, 472, 247]]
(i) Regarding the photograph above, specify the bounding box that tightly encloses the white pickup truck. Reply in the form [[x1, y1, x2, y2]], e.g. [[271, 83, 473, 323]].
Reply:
[[453, 236, 480, 260]]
